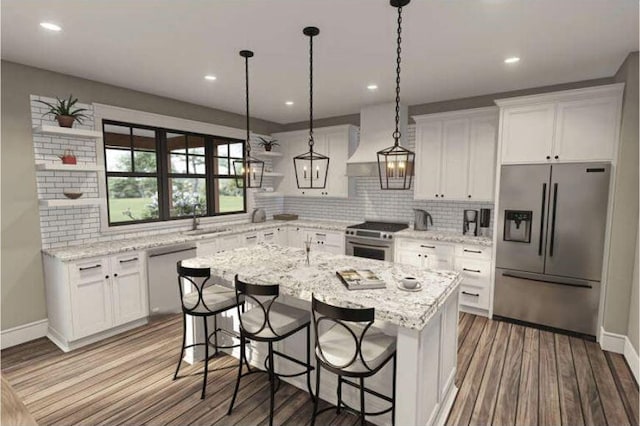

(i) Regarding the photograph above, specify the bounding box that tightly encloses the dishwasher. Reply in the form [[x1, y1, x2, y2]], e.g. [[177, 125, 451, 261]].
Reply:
[[147, 243, 197, 315]]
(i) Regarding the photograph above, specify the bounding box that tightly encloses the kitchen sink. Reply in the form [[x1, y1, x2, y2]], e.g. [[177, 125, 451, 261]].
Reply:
[[182, 227, 231, 236]]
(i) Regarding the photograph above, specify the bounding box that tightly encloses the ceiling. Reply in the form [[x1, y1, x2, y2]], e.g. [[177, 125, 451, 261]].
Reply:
[[2, 0, 638, 124]]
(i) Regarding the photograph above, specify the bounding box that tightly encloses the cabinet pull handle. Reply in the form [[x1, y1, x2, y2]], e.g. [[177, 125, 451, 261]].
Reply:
[[463, 249, 482, 254], [80, 264, 101, 271], [315, 233, 326, 236], [463, 268, 481, 273], [264, 233, 274, 237], [246, 236, 257, 240], [462, 291, 480, 297], [119, 257, 138, 263], [420, 245, 436, 249]]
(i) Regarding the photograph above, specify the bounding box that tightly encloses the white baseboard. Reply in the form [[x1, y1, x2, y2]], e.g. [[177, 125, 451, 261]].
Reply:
[[599, 327, 639, 383], [1, 319, 48, 350]]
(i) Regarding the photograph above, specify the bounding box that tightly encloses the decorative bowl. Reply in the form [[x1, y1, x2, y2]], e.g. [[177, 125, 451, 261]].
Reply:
[[63, 191, 83, 199]]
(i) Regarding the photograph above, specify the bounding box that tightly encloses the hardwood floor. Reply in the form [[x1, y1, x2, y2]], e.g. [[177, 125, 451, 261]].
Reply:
[[1, 313, 637, 426]]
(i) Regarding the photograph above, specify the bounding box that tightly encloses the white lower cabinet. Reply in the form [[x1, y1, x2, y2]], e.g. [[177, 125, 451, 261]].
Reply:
[[304, 229, 345, 255], [287, 226, 305, 249], [395, 238, 493, 315], [45, 251, 148, 351]]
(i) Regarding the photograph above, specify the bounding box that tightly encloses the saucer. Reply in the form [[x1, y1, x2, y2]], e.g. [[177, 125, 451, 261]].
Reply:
[[397, 282, 423, 292]]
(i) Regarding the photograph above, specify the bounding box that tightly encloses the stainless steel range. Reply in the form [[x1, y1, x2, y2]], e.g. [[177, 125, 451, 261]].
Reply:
[[345, 221, 408, 261]]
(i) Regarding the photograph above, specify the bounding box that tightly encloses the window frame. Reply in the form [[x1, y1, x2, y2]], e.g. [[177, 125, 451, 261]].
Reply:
[[102, 119, 247, 227]]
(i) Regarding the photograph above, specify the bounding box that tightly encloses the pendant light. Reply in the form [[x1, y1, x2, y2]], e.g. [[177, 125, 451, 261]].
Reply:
[[294, 26, 329, 189], [377, 0, 415, 190], [233, 50, 264, 188]]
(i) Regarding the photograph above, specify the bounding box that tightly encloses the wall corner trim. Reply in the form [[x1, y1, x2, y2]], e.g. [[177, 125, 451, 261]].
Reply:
[[1, 319, 49, 350], [599, 327, 640, 383]]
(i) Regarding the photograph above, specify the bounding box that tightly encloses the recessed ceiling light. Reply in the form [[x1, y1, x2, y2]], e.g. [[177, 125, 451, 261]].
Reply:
[[40, 22, 62, 32], [285, 101, 294, 106], [504, 57, 520, 64], [367, 84, 378, 90], [204, 75, 217, 81]]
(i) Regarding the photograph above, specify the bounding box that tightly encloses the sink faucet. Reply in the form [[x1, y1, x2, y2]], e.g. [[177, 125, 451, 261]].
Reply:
[[192, 204, 201, 231]]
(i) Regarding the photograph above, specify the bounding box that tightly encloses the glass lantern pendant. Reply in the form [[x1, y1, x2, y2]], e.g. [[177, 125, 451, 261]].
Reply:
[[377, 0, 415, 190], [294, 26, 329, 190], [233, 50, 264, 189]]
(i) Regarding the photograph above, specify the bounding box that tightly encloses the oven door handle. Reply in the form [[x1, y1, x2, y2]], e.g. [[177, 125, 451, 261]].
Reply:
[[347, 241, 390, 249]]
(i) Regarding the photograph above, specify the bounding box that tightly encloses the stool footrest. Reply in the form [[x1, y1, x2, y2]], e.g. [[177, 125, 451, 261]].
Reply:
[[341, 378, 393, 403], [264, 349, 315, 379]]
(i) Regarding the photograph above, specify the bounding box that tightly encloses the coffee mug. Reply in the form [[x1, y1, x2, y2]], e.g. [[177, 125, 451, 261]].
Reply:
[[402, 277, 418, 289]]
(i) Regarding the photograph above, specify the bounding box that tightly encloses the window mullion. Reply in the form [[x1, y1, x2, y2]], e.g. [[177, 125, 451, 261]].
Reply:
[[158, 130, 170, 221]]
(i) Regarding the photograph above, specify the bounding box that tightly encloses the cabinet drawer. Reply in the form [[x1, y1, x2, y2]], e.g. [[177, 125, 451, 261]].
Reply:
[[456, 258, 491, 288], [112, 253, 141, 274], [455, 244, 492, 260], [73, 258, 107, 282], [397, 239, 454, 256], [459, 284, 489, 310]]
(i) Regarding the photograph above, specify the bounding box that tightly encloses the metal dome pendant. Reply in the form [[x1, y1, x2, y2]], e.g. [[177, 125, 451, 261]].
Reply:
[[294, 26, 329, 190], [233, 49, 264, 189], [378, 0, 415, 190]]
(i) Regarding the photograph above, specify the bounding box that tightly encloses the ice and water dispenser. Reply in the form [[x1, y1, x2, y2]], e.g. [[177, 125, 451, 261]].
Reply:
[[503, 210, 532, 243]]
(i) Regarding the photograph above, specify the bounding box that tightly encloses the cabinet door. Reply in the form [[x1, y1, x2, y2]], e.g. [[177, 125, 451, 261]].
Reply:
[[467, 116, 498, 201], [70, 258, 112, 339], [440, 119, 470, 200], [554, 96, 620, 162], [274, 227, 288, 246], [395, 248, 423, 267], [261, 229, 277, 244], [414, 122, 443, 200], [288, 227, 305, 249], [197, 239, 218, 256], [324, 130, 349, 198], [217, 234, 241, 252], [111, 253, 147, 326], [500, 103, 555, 164]]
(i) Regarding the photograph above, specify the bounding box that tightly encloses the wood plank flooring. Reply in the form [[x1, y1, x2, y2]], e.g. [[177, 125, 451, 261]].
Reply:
[[1, 313, 638, 426]]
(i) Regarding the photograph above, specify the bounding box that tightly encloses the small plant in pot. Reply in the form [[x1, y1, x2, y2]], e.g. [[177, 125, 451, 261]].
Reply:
[[36, 95, 88, 128], [256, 137, 280, 152]]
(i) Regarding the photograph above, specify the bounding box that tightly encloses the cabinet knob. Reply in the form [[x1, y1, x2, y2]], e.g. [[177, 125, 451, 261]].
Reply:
[[418, 254, 421, 257], [435, 194, 439, 198], [546, 155, 551, 160], [554, 155, 559, 160], [441, 194, 444, 198], [114, 273, 118, 277], [467, 194, 471, 198], [105, 275, 109, 279]]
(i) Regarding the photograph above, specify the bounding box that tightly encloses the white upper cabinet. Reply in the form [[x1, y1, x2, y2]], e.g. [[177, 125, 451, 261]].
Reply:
[[496, 84, 623, 164], [413, 107, 498, 202], [271, 125, 357, 198]]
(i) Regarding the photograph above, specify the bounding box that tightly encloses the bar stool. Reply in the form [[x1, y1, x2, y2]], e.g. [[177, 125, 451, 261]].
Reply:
[[173, 261, 248, 399], [311, 295, 397, 426], [228, 274, 314, 426]]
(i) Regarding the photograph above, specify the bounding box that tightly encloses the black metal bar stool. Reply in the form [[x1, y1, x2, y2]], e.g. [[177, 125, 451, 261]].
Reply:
[[311, 295, 397, 426], [228, 274, 315, 426], [173, 261, 248, 399]]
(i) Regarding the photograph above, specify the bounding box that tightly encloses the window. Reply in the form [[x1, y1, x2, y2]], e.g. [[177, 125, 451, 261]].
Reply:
[[103, 121, 246, 226]]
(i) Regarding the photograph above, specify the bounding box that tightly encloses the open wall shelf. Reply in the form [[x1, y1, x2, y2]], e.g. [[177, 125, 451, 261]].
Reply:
[[33, 125, 102, 139]]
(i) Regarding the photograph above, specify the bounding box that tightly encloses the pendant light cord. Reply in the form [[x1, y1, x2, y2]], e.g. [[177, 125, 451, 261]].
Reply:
[[394, 5, 403, 146], [245, 54, 251, 156], [308, 32, 314, 153]]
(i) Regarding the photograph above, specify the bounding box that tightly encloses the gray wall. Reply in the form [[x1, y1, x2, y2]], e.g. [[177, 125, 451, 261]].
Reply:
[[629, 235, 639, 353], [602, 52, 639, 343], [281, 78, 614, 131], [0, 60, 282, 331]]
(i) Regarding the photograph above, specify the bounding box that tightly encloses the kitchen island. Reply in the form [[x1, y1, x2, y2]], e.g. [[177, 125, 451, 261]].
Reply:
[[182, 243, 461, 426]]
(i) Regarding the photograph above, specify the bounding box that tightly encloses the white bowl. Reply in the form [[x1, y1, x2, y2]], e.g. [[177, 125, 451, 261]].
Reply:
[[402, 277, 419, 289]]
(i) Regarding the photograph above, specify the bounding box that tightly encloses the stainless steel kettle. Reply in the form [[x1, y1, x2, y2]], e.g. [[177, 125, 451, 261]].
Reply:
[[413, 209, 433, 231]]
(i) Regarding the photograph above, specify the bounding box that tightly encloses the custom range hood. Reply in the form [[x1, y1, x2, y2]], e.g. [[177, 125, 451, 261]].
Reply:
[[346, 102, 408, 177]]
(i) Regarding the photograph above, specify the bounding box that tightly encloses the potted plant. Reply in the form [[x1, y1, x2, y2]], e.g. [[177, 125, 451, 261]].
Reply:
[[256, 137, 280, 152], [36, 95, 88, 128]]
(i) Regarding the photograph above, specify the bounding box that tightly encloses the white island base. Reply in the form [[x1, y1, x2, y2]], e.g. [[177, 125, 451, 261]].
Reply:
[[184, 289, 458, 426], [182, 245, 460, 426]]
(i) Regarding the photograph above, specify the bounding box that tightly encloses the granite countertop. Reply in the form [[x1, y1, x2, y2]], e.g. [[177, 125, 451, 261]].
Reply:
[[395, 228, 493, 247], [42, 219, 354, 261], [182, 243, 461, 331]]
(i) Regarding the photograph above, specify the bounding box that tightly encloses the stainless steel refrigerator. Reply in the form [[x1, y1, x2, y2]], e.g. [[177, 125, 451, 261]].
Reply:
[[494, 162, 610, 336]]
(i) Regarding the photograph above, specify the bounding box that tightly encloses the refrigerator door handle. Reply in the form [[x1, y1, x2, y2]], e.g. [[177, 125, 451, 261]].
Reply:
[[538, 183, 547, 256], [549, 183, 559, 257], [502, 270, 592, 289]]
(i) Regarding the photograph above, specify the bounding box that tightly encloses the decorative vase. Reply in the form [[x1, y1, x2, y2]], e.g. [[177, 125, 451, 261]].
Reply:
[[59, 149, 77, 164], [56, 115, 75, 128]]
